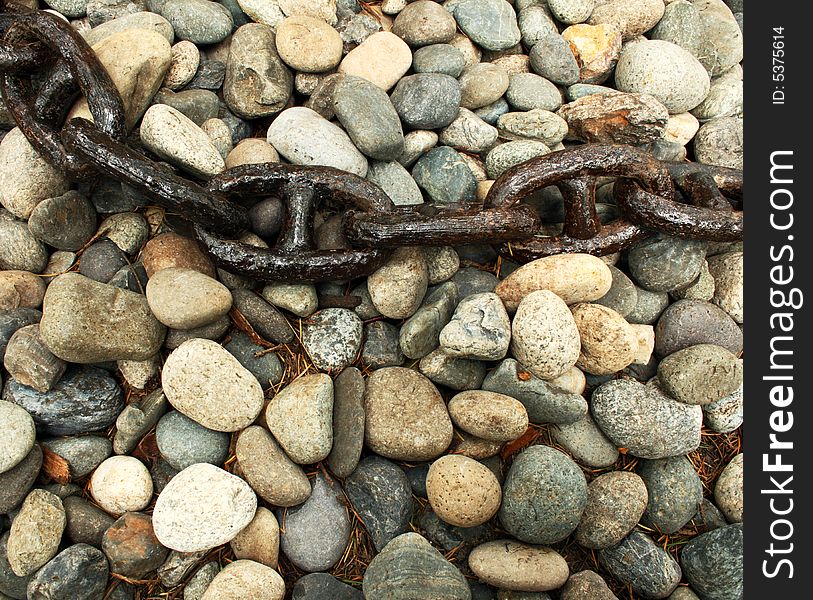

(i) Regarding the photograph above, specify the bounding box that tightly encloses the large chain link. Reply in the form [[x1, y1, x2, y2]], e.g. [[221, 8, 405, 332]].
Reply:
[[0, 3, 743, 282]]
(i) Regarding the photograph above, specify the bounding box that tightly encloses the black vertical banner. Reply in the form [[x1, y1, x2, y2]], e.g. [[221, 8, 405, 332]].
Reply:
[[745, 5, 811, 597]]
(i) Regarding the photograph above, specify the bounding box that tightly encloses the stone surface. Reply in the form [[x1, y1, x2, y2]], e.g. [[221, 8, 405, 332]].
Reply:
[[338, 31, 413, 91], [591, 379, 703, 459], [326, 367, 365, 478], [391, 73, 462, 130], [346, 456, 413, 551], [588, 0, 666, 40], [266, 374, 333, 464], [155, 411, 230, 471], [439, 109, 499, 153], [400, 282, 459, 359], [714, 453, 743, 523], [572, 303, 638, 375], [367, 247, 429, 319], [499, 445, 587, 544], [0, 444, 41, 514], [63, 495, 115, 548], [25, 544, 109, 600], [0, 212, 49, 273], [391, 1, 457, 46], [640, 456, 704, 534], [561, 570, 620, 600], [680, 524, 743, 600], [152, 464, 257, 552], [276, 15, 342, 73], [468, 541, 569, 592], [41, 435, 111, 479], [366, 161, 424, 206], [562, 23, 622, 84], [419, 348, 487, 391], [459, 63, 510, 110], [452, 0, 521, 51], [413, 44, 466, 78], [707, 252, 743, 323], [200, 560, 285, 600], [655, 299, 743, 357], [224, 331, 284, 389], [230, 507, 280, 567], [439, 293, 510, 361], [558, 91, 668, 144], [146, 268, 232, 330], [600, 531, 681, 599], [0, 400, 35, 475], [27, 191, 97, 252], [6, 490, 65, 577], [142, 232, 215, 278], [412, 147, 477, 204], [292, 573, 363, 600], [235, 426, 311, 507], [497, 109, 568, 146], [102, 512, 168, 578], [162, 338, 264, 432], [301, 309, 363, 372], [627, 235, 708, 293], [90, 456, 153, 516], [657, 344, 742, 405], [426, 455, 501, 528], [448, 391, 528, 442]]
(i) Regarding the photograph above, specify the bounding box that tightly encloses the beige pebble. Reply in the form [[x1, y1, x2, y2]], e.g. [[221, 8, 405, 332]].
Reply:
[[496, 253, 613, 312], [142, 232, 216, 278], [146, 267, 233, 330], [0, 270, 46, 310], [426, 455, 502, 527], [448, 391, 529, 442], [200, 560, 284, 600], [665, 112, 701, 146], [276, 15, 343, 73], [630, 324, 655, 365], [90, 456, 153, 516], [367, 247, 429, 319], [714, 453, 743, 523], [562, 23, 623, 84], [339, 31, 413, 91], [229, 507, 280, 567], [572, 303, 638, 375], [450, 431, 503, 460], [164, 40, 200, 90], [476, 180, 495, 202], [468, 540, 570, 592], [225, 139, 280, 169], [548, 366, 586, 395], [707, 251, 743, 323]]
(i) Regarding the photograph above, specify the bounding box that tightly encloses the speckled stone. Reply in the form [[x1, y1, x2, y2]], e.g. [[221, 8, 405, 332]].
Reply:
[[599, 531, 682, 599], [680, 524, 743, 600], [6, 489, 65, 577], [426, 455, 501, 528], [412, 146, 477, 204], [266, 374, 333, 464], [639, 456, 704, 535], [367, 247, 429, 320], [400, 282, 459, 360], [326, 367, 365, 478], [448, 391, 528, 442], [655, 299, 743, 357], [627, 234, 708, 293], [468, 540, 569, 592], [657, 344, 742, 406], [418, 348, 487, 391], [301, 308, 363, 372], [550, 414, 618, 468]]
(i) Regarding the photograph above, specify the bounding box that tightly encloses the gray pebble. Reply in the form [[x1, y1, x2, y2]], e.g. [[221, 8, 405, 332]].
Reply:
[[451, 267, 498, 298], [326, 367, 365, 479], [439, 109, 498, 153], [575, 471, 648, 549], [155, 411, 230, 471], [79, 239, 129, 283], [452, 0, 521, 51], [506, 73, 562, 112], [302, 308, 363, 372], [655, 299, 743, 357], [27, 191, 97, 252], [658, 344, 742, 406], [704, 383, 743, 433], [231, 289, 295, 345], [391, 73, 462, 130], [681, 524, 743, 600], [292, 573, 363, 600], [164, 315, 230, 349], [391, 1, 457, 47], [223, 330, 283, 388], [3, 325, 66, 394], [413, 44, 466, 77], [366, 161, 424, 206], [627, 234, 707, 292], [418, 348, 487, 391], [486, 140, 550, 179], [474, 97, 511, 125], [599, 531, 682, 599], [160, 0, 233, 44], [63, 495, 115, 549], [529, 33, 580, 86], [363, 321, 405, 368], [400, 282, 459, 360], [458, 63, 510, 110], [41, 436, 112, 479], [26, 543, 109, 600], [694, 116, 743, 170], [412, 147, 477, 204], [640, 456, 704, 534], [0, 444, 41, 514], [183, 560, 219, 600], [550, 413, 619, 468], [594, 265, 638, 317]]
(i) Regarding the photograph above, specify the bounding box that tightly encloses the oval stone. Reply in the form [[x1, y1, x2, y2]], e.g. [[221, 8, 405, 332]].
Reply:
[[572, 303, 638, 375], [426, 455, 501, 528], [447, 391, 528, 442], [575, 471, 648, 549], [468, 540, 569, 592]]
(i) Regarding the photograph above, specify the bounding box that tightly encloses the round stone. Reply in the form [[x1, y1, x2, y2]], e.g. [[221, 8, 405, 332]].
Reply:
[[413, 44, 466, 77], [230, 507, 280, 567], [200, 559, 285, 600], [599, 531, 682, 599], [714, 453, 743, 523], [588, 0, 666, 40], [276, 15, 343, 73], [301, 309, 363, 372], [155, 411, 230, 471], [551, 413, 619, 468], [142, 232, 215, 278], [506, 73, 562, 111], [146, 267, 232, 330], [548, 0, 597, 25], [90, 456, 153, 515], [364, 367, 453, 461], [153, 463, 257, 552], [627, 234, 708, 293], [448, 391, 528, 442], [391, 73, 462, 130], [164, 41, 200, 90], [266, 374, 333, 464], [27, 191, 97, 252], [529, 33, 580, 86], [707, 251, 743, 323], [639, 455, 704, 534], [426, 455, 502, 528], [510, 290, 581, 380], [6, 489, 65, 577], [695, 118, 743, 167], [499, 445, 588, 544], [439, 108, 498, 153], [439, 292, 510, 361], [459, 63, 510, 110], [452, 0, 521, 51], [162, 338, 265, 432], [575, 471, 648, 549], [338, 31, 413, 91], [656, 299, 743, 358], [366, 161, 424, 207], [485, 139, 551, 179], [572, 303, 638, 375], [0, 400, 35, 475], [468, 540, 569, 592], [367, 247, 429, 319], [657, 344, 743, 405], [161, 0, 234, 45], [0, 212, 49, 273], [412, 146, 477, 204], [392, 0, 457, 47], [226, 139, 280, 169], [681, 524, 743, 600]]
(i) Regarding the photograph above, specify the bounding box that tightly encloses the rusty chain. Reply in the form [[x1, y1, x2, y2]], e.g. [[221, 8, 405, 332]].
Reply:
[[0, 3, 743, 282]]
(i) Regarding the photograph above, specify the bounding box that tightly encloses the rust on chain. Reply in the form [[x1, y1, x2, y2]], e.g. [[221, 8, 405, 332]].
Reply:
[[197, 164, 395, 282]]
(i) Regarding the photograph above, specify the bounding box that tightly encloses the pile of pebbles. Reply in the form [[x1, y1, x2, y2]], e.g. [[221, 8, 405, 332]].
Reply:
[[0, 1, 743, 599]]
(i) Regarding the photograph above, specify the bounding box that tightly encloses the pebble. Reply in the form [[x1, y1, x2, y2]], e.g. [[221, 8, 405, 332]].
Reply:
[[153, 463, 257, 552], [202, 118, 233, 159], [266, 373, 333, 464], [0, 444, 41, 514], [268, 107, 367, 176], [90, 456, 153, 515], [155, 411, 230, 470], [277, 0, 338, 24], [366, 160, 424, 206], [363, 533, 470, 600], [391, 73, 462, 131], [418, 348, 487, 391], [486, 140, 551, 179], [364, 367, 453, 461], [453, 0, 521, 51], [62, 495, 115, 548], [41, 435, 111, 479], [599, 531, 682, 599], [82, 11, 175, 46], [164, 41, 201, 90], [0, 399, 36, 476], [707, 251, 743, 323], [200, 560, 284, 600], [392, 0, 457, 46], [655, 299, 743, 357], [680, 524, 743, 600], [615, 40, 710, 114], [427, 455, 501, 527], [529, 33, 580, 86], [692, 0, 743, 76], [439, 109, 499, 153], [468, 541, 569, 592], [561, 570, 619, 600], [558, 91, 669, 144], [362, 324, 403, 368], [102, 512, 168, 578], [77, 239, 129, 284], [224, 332, 283, 389], [39, 273, 165, 363], [165, 316, 231, 349], [669, 589, 701, 600], [0, 128, 70, 221], [591, 379, 703, 459], [627, 234, 707, 293], [672, 259, 715, 301], [70, 30, 172, 130], [25, 544, 109, 600], [665, 112, 703, 147], [0, 271, 45, 312], [142, 232, 215, 278], [691, 69, 743, 122], [563, 24, 622, 84], [658, 344, 742, 405], [439, 292, 510, 361], [693, 116, 743, 170], [146, 268, 232, 330], [154, 88, 221, 126], [27, 191, 97, 252], [474, 97, 511, 125], [574, 470, 648, 549], [0, 212, 49, 273], [4, 366, 124, 436], [226, 139, 280, 169], [235, 426, 311, 507], [157, 550, 209, 588], [345, 456, 412, 551], [594, 266, 638, 317], [276, 15, 342, 73], [505, 73, 562, 112], [714, 453, 743, 523], [499, 445, 587, 544], [510, 290, 581, 380], [518, 4, 558, 47], [639, 455, 703, 534], [412, 147, 477, 204], [0, 531, 31, 599], [367, 247, 428, 319], [301, 308, 363, 372], [182, 561, 219, 600], [6, 490, 65, 577], [231, 289, 295, 344], [413, 44, 466, 78], [459, 63, 510, 110], [279, 473, 350, 572], [398, 129, 439, 167], [551, 413, 619, 468], [548, 0, 596, 25], [326, 367, 365, 478], [333, 76, 405, 161], [338, 31, 412, 91], [230, 507, 279, 567], [572, 303, 638, 375], [588, 0, 665, 40], [448, 391, 528, 442], [292, 573, 363, 600], [161, 0, 233, 45], [162, 338, 264, 432], [704, 382, 743, 433], [97, 212, 149, 255], [400, 282, 459, 359]]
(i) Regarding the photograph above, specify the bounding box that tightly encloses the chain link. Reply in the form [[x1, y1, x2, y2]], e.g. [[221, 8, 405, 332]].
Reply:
[[0, 4, 743, 282]]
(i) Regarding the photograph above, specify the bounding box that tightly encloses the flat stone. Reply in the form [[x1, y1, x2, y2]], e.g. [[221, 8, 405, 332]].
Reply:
[[453, 0, 520, 51], [153, 88, 221, 126], [153, 463, 257, 552], [25, 544, 109, 600], [506, 73, 562, 112], [338, 31, 413, 91], [164, 316, 231, 350], [499, 445, 587, 544], [399, 282, 458, 360], [412, 147, 477, 204], [6, 490, 65, 577], [326, 367, 365, 478], [440, 109, 499, 153], [41, 435, 111, 479], [157, 550, 209, 588], [599, 531, 681, 599], [448, 391, 528, 442], [362, 321, 404, 369], [224, 331, 284, 389], [459, 63, 510, 110], [184, 561, 221, 600], [199, 560, 285, 600], [427, 455, 501, 528], [692, 0, 743, 76], [627, 234, 707, 293], [498, 109, 568, 146], [333, 76, 404, 161], [0, 271, 46, 312], [279, 473, 350, 572], [561, 570, 620, 600], [62, 495, 115, 548], [301, 308, 363, 372], [681, 524, 743, 600], [468, 541, 569, 592], [588, 0, 665, 40], [398, 129, 440, 167], [227, 139, 280, 170], [102, 512, 168, 578], [704, 383, 743, 434], [640, 456, 704, 534], [391, 73, 462, 130]]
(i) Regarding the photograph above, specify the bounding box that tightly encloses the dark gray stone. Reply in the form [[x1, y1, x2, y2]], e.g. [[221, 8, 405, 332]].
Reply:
[[0, 309, 41, 362], [418, 348, 486, 391], [482, 358, 588, 425], [362, 321, 405, 368], [655, 299, 743, 358], [452, 0, 521, 51], [691, 498, 730, 533], [405, 463, 431, 497], [155, 411, 230, 471], [224, 330, 284, 388], [160, 0, 233, 44], [185, 59, 226, 91], [292, 573, 363, 600], [108, 262, 148, 293], [231, 289, 295, 344], [417, 508, 493, 559], [248, 197, 284, 240], [391, 73, 462, 130], [63, 496, 116, 549], [451, 268, 499, 298], [41, 436, 111, 479], [595, 266, 638, 317], [640, 456, 703, 534], [153, 89, 221, 126], [278, 473, 351, 573], [566, 83, 617, 101], [27, 191, 97, 252], [412, 147, 477, 204], [78, 239, 130, 284], [599, 531, 681, 599], [1, 531, 31, 600], [4, 366, 124, 436], [627, 234, 708, 293], [0, 445, 41, 514], [346, 456, 413, 551], [473, 97, 511, 126], [149, 459, 179, 495], [25, 543, 109, 600], [499, 445, 587, 544], [506, 73, 562, 112], [413, 44, 466, 78], [87, 0, 146, 26], [681, 524, 743, 600], [626, 286, 670, 325], [164, 315, 231, 349], [326, 367, 365, 479], [529, 33, 580, 86], [400, 282, 459, 359]]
